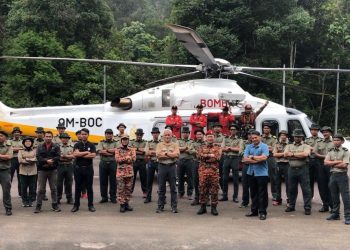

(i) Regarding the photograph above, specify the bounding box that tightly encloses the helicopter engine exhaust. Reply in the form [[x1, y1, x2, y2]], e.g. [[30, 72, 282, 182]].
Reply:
[[111, 97, 132, 110]]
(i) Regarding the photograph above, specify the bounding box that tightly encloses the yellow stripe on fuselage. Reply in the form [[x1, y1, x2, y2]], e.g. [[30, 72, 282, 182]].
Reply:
[[0, 120, 104, 143]]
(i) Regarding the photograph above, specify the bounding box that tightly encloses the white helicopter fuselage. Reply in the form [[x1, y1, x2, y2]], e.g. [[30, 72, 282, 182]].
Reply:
[[0, 79, 316, 142]]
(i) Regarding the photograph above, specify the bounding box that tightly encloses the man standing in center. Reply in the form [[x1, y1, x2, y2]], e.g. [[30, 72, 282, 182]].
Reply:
[[34, 131, 61, 213], [156, 129, 180, 213], [197, 130, 222, 216], [189, 104, 207, 139], [243, 130, 269, 220], [165, 106, 183, 139], [71, 128, 96, 213]]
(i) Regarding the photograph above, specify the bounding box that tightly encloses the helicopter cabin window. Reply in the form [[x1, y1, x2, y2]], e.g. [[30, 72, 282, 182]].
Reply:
[[287, 120, 305, 141], [162, 89, 171, 107], [261, 120, 279, 136]]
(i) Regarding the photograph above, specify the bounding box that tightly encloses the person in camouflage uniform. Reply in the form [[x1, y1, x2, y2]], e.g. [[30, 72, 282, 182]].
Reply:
[[314, 126, 334, 212], [212, 123, 225, 193], [190, 129, 206, 206], [197, 130, 222, 216], [115, 135, 136, 213]]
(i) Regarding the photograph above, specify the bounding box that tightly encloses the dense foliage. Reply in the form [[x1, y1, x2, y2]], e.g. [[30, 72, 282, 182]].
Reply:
[[0, 0, 349, 133]]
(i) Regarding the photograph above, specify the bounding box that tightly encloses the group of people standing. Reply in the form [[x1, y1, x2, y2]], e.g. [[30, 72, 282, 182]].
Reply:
[[0, 103, 349, 226]]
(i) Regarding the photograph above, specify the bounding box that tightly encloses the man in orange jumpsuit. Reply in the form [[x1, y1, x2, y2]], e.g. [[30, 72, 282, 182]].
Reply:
[[208, 106, 235, 136], [165, 106, 183, 139], [189, 104, 207, 139]]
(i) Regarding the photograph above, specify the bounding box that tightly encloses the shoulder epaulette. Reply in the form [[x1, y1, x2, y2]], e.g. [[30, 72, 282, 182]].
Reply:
[[6, 141, 12, 146], [99, 139, 104, 142], [272, 136, 277, 139], [343, 147, 348, 151]]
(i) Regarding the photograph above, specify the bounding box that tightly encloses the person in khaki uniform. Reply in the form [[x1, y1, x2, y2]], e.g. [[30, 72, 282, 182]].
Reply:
[[144, 127, 161, 203], [0, 131, 13, 216], [33, 127, 46, 200], [97, 129, 118, 204], [304, 124, 321, 198], [114, 123, 127, 146], [324, 134, 350, 225], [10, 127, 23, 197], [220, 124, 243, 203], [18, 137, 37, 207], [129, 128, 147, 197], [177, 126, 194, 199], [284, 129, 312, 215], [156, 129, 180, 213], [272, 130, 290, 206], [57, 133, 75, 205], [314, 126, 334, 212], [261, 122, 277, 202], [115, 135, 136, 213], [33, 127, 45, 149]]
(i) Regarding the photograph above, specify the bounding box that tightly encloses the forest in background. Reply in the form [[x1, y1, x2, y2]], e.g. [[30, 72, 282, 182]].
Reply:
[[0, 0, 349, 133]]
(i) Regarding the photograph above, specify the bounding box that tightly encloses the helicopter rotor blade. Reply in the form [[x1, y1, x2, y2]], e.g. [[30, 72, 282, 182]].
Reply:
[[229, 66, 350, 74], [146, 71, 203, 87], [0, 56, 199, 70], [167, 24, 217, 69], [238, 72, 332, 96]]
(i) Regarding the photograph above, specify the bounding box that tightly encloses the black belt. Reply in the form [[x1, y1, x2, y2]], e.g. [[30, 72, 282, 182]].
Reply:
[[0, 168, 10, 171], [224, 155, 239, 158], [331, 171, 347, 176], [76, 165, 92, 168], [159, 162, 175, 166], [277, 162, 289, 164], [136, 159, 145, 162], [60, 162, 72, 165], [290, 166, 305, 170]]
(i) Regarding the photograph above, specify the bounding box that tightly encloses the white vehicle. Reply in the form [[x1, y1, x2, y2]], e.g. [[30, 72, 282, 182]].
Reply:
[[0, 24, 348, 143]]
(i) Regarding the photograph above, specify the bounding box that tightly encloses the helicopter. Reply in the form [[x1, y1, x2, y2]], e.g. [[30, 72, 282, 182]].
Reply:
[[0, 24, 349, 143]]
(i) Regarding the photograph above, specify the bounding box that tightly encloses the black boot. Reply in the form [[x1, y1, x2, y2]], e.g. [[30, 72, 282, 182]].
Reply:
[[34, 205, 42, 213], [120, 204, 126, 213], [197, 204, 207, 215], [125, 203, 133, 211], [219, 194, 228, 201], [211, 205, 219, 216], [191, 197, 199, 206], [5, 208, 12, 216], [51, 203, 61, 212]]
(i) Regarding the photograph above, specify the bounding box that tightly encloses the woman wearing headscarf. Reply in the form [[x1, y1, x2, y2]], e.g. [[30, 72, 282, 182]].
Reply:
[[18, 137, 37, 207]]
